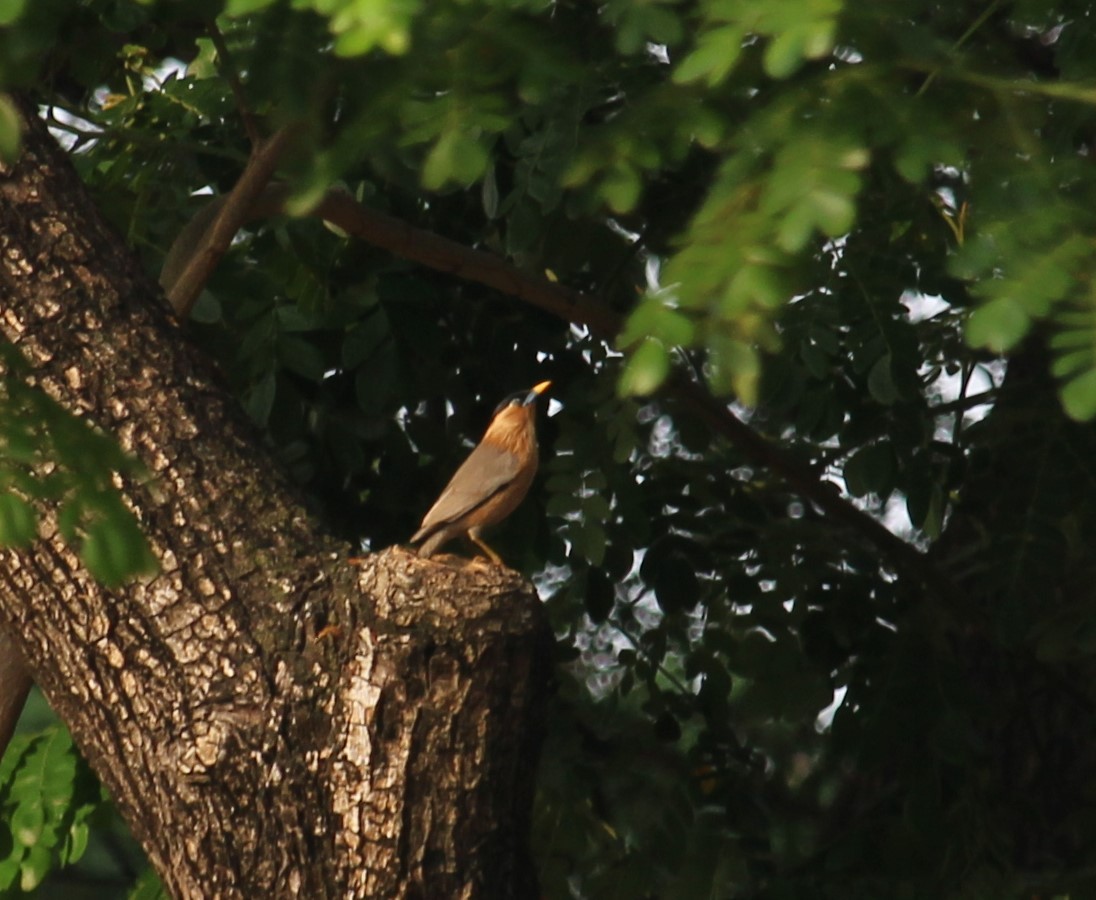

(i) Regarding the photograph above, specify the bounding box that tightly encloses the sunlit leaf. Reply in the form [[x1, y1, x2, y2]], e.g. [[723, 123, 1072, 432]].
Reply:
[[1061, 368, 1096, 421], [619, 339, 670, 397], [966, 297, 1030, 352], [0, 94, 21, 163], [0, 493, 35, 547]]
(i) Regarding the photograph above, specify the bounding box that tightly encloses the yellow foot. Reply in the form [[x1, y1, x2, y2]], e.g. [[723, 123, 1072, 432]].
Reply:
[[469, 533, 504, 566]]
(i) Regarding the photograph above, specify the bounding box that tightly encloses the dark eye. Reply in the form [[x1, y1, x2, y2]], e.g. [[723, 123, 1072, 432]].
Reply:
[[493, 392, 523, 415]]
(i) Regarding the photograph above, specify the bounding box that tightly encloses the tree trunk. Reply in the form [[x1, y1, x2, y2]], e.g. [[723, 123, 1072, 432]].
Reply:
[[0, 95, 549, 898], [0, 632, 30, 755]]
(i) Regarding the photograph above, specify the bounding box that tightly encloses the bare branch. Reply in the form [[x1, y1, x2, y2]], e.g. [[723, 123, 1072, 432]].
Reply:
[[311, 189, 624, 338], [207, 20, 261, 147], [165, 126, 297, 318]]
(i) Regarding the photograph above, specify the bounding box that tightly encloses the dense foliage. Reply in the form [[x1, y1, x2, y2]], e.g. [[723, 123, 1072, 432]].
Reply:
[[3, 0, 1096, 896]]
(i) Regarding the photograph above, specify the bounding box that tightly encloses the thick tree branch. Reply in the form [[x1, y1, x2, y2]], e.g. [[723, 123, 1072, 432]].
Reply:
[[667, 373, 960, 602], [309, 189, 625, 338]]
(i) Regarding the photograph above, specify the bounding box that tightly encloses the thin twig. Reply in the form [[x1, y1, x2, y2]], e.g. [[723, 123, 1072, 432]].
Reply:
[[930, 387, 1001, 415], [915, 0, 1005, 98], [597, 225, 648, 299], [207, 20, 261, 147], [952, 361, 975, 443], [613, 618, 692, 698]]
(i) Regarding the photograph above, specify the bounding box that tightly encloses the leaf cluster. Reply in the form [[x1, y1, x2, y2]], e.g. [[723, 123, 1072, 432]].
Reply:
[[0, 347, 156, 586], [0, 727, 101, 895]]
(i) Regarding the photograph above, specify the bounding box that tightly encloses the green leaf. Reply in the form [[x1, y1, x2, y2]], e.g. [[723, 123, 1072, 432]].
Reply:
[[586, 567, 615, 623], [583, 493, 612, 522], [277, 335, 326, 381], [673, 26, 743, 86], [1050, 348, 1093, 378], [966, 297, 1030, 352], [19, 844, 49, 892], [1060, 367, 1096, 421], [224, 0, 275, 14], [0, 856, 20, 890], [811, 185, 858, 237], [922, 484, 945, 539], [776, 201, 817, 253], [545, 491, 581, 517], [128, 866, 169, 900], [572, 522, 606, 566], [81, 515, 156, 587], [245, 371, 277, 427], [61, 820, 89, 865], [619, 339, 670, 397], [844, 442, 895, 498], [0, 493, 35, 547], [650, 552, 699, 614], [423, 130, 489, 190], [189, 291, 223, 325], [799, 339, 830, 379], [0, 0, 25, 27], [867, 353, 899, 405], [708, 336, 760, 404], [894, 133, 937, 183], [342, 309, 391, 369], [907, 482, 945, 538], [326, 0, 418, 56], [600, 165, 642, 214], [801, 17, 836, 59], [0, 94, 21, 164], [762, 19, 835, 79], [482, 166, 499, 219], [617, 299, 695, 349], [10, 798, 43, 847], [763, 27, 809, 79]]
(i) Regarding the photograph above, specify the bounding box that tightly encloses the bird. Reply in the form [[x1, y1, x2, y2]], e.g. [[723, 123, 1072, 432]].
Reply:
[[411, 381, 551, 564]]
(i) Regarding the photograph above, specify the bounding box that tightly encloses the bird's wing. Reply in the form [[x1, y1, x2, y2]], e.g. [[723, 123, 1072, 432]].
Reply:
[[414, 442, 521, 535]]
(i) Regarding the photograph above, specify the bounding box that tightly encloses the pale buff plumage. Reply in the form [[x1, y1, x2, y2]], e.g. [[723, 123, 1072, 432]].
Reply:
[[411, 381, 550, 563]]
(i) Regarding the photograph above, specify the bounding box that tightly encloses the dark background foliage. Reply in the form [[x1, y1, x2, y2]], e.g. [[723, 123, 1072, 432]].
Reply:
[[2, 0, 1096, 896]]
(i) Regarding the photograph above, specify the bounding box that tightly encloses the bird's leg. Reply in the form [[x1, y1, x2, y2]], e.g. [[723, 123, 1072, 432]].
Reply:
[[468, 527, 504, 566]]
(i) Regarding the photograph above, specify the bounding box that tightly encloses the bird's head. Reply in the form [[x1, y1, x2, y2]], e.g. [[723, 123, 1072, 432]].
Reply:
[[492, 380, 552, 416], [485, 380, 551, 448]]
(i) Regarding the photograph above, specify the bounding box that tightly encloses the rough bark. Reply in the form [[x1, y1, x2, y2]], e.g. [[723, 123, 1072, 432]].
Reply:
[[0, 632, 30, 755], [0, 95, 548, 898]]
